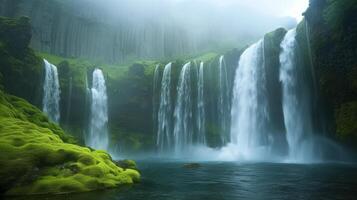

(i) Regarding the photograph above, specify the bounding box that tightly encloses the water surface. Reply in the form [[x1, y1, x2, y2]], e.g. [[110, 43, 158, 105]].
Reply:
[[7, 161, 357, 200]]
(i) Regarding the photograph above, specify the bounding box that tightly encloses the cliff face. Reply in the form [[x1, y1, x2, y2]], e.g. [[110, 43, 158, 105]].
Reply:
[[0, 0, 206, 64], [0, 16, 43, 106], [302, 0, 357, 145]]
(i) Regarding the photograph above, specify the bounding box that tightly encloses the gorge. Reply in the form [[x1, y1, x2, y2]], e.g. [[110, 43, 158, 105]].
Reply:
[[0, 0, 356, 199]]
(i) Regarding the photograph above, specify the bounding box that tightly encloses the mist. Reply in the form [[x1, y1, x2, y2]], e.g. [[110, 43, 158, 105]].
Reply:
[[66, 0, 303, 50]]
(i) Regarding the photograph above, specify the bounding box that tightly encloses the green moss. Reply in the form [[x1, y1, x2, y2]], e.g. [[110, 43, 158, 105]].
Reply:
[[0, 90, 140, 195], [335, 101, 357, 140], [193, 52, 219, 63]]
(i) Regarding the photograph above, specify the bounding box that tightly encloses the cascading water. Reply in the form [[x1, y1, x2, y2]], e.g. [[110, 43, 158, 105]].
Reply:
[[197, 62, 206, 145], [157, 63, 172, 152], [42, 59, 61, 123], [173, 62, 194, 154], [86, 68, 109, 151], [279, 29, 314, 161], [230, 40, 271, 160], [218, 56, 230, 144]]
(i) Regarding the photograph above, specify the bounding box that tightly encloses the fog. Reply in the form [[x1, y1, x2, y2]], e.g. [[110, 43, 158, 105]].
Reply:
[[67, 0, 307, 50]]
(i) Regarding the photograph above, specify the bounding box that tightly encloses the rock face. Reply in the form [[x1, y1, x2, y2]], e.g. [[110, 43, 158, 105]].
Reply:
[[0, 16, 43, 106], [0, 0, 200, 64], [300, 0, 357, 146]]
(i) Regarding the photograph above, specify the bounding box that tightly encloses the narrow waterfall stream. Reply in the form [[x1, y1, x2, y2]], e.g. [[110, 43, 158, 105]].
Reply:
[[218, 56, 230, 144], [280, 29, 314, 161], [197, 62, 206, 145], [42, 59, 61, 123], [86, 68, 109, 151], [173, 62, 194, 154], [157, 63, 173, 152]]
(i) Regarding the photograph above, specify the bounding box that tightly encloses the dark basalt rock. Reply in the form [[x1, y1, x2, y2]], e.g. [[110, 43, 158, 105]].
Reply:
[[183, 163, 201, 169], [114, 159, 138, 170]]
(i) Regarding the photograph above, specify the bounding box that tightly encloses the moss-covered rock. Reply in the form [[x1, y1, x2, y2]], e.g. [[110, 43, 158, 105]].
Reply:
[[114, 160, 138, 171], [0, 16, 43, 106], [0, 90, 140, 195], [335, 101, 357, 141]]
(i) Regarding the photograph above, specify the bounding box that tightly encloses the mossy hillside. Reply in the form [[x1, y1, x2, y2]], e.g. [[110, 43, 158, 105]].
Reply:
[[0, 17, 43, 106], [3, 94, 76, 144], [0, 90, 140, 195]]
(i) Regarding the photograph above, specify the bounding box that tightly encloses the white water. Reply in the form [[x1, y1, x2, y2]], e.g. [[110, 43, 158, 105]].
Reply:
[[229, 40, 271, 160], [148, 30, 344, 162], [218, 56, 230, 144], [157, 63, 172, 152], [86, 69, 109, 151], [42, 59, 61, 123], [173, 62, 194, 154], [197, 62, 206, 145], [280, 29, 314, 161]]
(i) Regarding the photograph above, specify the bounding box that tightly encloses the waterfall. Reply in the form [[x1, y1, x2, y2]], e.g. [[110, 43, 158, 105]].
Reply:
[[230, 40, 271, 159], [218, 56, 230, 144], [86, 68, 109, 151], [157, 63, 172, 152], [197, 62, 206, 145], [280, 29, 314, 161], [173, 62, 194, 154], [42, 59, 61, 123]]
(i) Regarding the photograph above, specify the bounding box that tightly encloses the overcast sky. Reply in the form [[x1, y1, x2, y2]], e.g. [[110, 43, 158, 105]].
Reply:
[[170, 0, 309, 21]]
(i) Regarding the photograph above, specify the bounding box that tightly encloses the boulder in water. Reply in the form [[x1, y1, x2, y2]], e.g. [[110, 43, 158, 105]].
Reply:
[[114, 159, 138, 170], [183, 163, 201, 169]]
